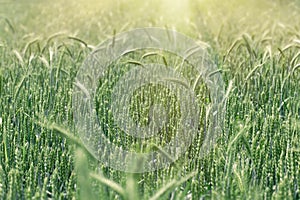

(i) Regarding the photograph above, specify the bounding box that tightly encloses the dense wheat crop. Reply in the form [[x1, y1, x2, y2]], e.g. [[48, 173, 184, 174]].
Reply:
[[0, 0, 299, 199]]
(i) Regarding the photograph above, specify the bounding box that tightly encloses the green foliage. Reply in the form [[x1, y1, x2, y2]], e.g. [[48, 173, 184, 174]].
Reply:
[[0, 0, 300, 199]]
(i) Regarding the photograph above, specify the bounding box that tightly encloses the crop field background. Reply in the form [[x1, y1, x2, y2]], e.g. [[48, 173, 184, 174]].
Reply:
[[0, 0, 300, 199]]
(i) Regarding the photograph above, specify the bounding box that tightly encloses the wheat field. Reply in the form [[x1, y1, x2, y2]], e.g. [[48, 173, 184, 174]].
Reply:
[[0, 0, 299, 199]]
